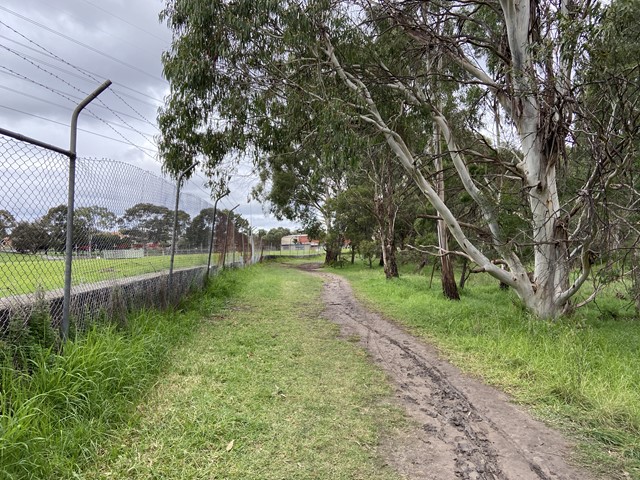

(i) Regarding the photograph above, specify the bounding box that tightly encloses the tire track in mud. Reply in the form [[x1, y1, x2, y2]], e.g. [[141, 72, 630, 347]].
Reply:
[[303, 266, 592, 480]]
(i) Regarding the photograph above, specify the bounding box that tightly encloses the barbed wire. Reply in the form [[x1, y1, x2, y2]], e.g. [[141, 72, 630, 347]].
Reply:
[[0, 5, 167, 83], [1, 43, 158, 145], [0, 29, 163, 104], [0, 104, 158, 153]]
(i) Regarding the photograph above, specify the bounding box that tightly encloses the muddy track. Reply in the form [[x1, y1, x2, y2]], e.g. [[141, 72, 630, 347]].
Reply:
[[303, 265, 592, 480]]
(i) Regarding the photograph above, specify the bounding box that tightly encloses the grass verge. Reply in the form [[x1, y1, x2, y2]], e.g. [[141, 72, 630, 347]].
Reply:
[[72, 263, 403, 479], [5, 265, 402, 480], [331, 261, 640, 480], [0, 270, 239, 479]]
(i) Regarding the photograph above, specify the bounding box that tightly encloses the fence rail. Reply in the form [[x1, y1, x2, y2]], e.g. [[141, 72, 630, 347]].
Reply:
[[0, 131, 252, 334]]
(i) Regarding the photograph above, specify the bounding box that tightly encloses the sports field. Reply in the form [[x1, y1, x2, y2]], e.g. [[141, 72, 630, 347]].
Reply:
[[0, 252, 215, 297]]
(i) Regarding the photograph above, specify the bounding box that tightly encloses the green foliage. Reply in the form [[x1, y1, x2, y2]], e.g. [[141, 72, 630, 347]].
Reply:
[[0, 296, 58, 371], [332, 184, 376, 250], [40, 204, 71, 251], [0, 271, 240, 479], [573, 0, 640, 308], [7, 206, 121, 254], [120, 203, 190, 245], [0, 209, 16, 238], [358, 240, 379, 268], [184, 207, 215, 248], [9, 221, 49, 254], [91, 232, 130, 251], [40, 204, 96, 251], [261, 227, 292, 247], [301, 218, 324, 243], [75, 206, 118, 232], [159, 0, 639, 315]]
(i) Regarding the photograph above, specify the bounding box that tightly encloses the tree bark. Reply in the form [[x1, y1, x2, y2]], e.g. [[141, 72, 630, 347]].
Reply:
[[415, 256, 428, 274], [376, 154, 400, 279], [380, 229, 399, 278], [434, 118, 459, 300], [459, 257, 468, 290], [325, 246, 340, 265]]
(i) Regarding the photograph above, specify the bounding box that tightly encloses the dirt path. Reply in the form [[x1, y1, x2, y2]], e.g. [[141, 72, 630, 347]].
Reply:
[[303, 265, 593, 480]]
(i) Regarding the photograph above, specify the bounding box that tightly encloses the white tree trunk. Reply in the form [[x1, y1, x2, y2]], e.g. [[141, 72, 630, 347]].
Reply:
[[503, 0, 576, 318], [323, 1, 594, 318]]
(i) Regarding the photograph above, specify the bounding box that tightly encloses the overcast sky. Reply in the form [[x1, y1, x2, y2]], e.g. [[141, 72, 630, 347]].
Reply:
[[0, 0, 298, 231]]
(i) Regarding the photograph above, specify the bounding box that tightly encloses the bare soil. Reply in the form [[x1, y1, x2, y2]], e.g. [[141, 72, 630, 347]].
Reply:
[[301, 264, 593, 480]]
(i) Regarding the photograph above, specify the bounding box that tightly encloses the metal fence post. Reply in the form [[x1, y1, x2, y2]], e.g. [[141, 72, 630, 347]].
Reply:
[[168, 162, 197, 300], [221, 205, 239, 269], [205, 197, 219, 281], [61, 80, 111, 341], [232, 226, 236, 266], [205, 188, 229, 281], [241, 231, 245, 264]]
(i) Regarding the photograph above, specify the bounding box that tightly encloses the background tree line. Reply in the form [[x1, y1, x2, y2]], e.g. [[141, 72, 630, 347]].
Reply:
[[1, 204, 253, 255]]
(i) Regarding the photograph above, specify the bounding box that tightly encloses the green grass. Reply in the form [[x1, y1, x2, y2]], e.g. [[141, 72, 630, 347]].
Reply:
[[2, 264, 404, 479], [0, 270, 235, 479], [331, 260, 640, 479], [262, 253, 325, 264], [80, 264, 403, 480], [260, 248, 323, 257], [0, 251, 216, 297]]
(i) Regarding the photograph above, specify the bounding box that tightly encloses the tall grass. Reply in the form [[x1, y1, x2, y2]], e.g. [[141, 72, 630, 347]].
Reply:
[[335, 261, 640, 479], [0, 270, 240, 479]]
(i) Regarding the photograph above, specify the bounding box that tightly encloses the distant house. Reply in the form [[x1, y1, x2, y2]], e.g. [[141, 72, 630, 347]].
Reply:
[[281, 234, 320, 252]]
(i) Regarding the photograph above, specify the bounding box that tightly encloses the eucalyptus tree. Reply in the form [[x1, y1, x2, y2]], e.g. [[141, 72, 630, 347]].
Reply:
[[252, 104, 357, 263], [160, 1, 354, 264], [75, 206, 118, 233], [159, 0, 634, 318], [263, 227, 292, 248], [41, 205, 91, 251], [332, 181, 376, 266], [120, 203, 190, 245], [318, 0, 631, 318], [336, 142, 418, 278], [184, 207, 216, 248], [575, 0, 640, 309], [10, 221, 49, 254]]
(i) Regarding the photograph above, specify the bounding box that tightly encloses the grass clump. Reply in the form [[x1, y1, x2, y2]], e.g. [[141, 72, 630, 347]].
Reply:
[[334, 261, 640, 479], [81, 264, 403, 480], [0, 270, 241, 479]]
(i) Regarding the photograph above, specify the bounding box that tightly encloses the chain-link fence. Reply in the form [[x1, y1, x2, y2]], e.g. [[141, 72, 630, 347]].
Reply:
[[0, 132, 252, 334]]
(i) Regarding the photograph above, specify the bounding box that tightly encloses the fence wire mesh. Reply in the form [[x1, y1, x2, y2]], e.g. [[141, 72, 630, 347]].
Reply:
[[0, 133, 252, 332]]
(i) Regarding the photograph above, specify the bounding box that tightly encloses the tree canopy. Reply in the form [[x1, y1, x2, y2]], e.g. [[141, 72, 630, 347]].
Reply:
[[0, 210, 16, 238], [159, 0, 639, 318], [120, 203, 190, 245]]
